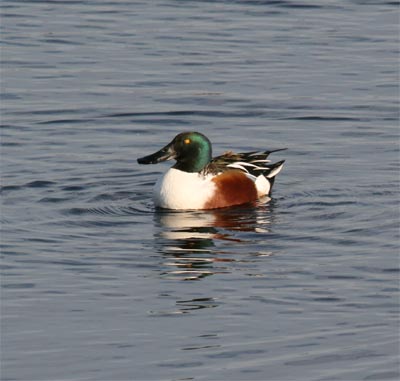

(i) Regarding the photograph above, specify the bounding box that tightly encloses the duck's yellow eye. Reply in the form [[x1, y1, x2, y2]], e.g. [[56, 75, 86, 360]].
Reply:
[[184, 138, 191, 144]]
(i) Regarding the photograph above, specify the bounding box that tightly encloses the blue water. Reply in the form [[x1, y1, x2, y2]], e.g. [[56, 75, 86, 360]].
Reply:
[[1, 1, 399, 380]]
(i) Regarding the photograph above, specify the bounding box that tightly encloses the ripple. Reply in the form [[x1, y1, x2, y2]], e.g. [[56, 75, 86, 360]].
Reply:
[[25, 180, 56, 188], [66, 203, 152, 217]]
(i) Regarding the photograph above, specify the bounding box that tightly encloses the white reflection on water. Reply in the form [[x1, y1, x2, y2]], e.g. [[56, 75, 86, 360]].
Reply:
[[153, 202, 276, 280]]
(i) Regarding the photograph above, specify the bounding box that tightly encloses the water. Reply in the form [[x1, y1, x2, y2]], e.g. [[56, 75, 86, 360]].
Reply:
[[1, 1, 399, 380]]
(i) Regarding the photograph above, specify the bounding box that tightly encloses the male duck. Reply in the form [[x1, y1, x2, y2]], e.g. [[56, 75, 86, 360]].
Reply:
[[137, 132, 285, 210]]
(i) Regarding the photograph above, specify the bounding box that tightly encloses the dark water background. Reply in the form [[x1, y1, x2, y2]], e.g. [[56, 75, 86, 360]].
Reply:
[[1, 1, 399, 380]]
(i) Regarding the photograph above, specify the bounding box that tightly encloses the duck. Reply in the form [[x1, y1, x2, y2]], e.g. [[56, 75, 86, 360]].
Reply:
[[137, 131, 285, 210]]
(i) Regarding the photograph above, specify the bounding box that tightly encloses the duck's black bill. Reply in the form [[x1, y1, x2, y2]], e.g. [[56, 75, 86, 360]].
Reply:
[[137, 144, 175, 165]]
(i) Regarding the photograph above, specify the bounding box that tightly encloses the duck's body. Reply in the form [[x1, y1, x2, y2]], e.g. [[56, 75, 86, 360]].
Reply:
[[138, 132, 285, 210], [153, 168, 215, 210]]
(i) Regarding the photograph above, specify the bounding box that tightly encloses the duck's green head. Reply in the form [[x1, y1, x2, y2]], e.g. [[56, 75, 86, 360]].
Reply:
[[137, 132, 212, 173]]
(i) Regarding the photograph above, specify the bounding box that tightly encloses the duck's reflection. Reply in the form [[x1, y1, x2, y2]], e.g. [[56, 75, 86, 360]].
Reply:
[[153, 200, 276, 281]]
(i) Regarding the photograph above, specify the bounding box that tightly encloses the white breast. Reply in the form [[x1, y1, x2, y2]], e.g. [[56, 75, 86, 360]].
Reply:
[[153, 168, 216, 210]]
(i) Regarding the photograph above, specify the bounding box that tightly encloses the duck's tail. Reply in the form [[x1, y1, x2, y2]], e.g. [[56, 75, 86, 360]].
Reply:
[[263, 160, 285, 195]]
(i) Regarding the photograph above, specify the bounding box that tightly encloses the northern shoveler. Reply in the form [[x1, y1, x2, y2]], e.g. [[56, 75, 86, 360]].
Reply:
[[137, 131, 285, 210]]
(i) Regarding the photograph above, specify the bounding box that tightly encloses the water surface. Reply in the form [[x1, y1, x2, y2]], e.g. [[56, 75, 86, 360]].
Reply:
[[1, 1, 399, 380]]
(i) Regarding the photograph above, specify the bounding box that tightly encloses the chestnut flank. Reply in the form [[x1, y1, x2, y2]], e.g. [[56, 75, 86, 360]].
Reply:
[[204, 170, 258, 209]]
